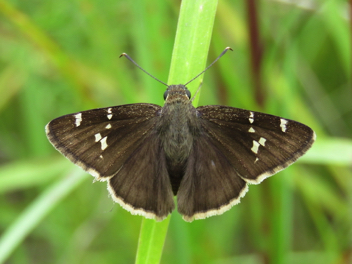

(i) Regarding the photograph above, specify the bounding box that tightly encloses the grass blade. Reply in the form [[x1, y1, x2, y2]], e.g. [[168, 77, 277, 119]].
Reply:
[[0, 169, 86, 263]]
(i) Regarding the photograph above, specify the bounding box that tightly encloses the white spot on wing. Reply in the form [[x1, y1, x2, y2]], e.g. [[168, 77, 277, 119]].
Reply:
[[74, 113, 82, 127], [249, 111, 254, 123], [280, 119, 288, 132], [251, 140, 260, 154], [107, 108, 113, 120], [248, 127, 255, 133], [95, 133, 102, 142], [254, 157, 259, 163], [105, 124, 111, 129], [100, 136, 108, 150], [258, 137, 266, 146]]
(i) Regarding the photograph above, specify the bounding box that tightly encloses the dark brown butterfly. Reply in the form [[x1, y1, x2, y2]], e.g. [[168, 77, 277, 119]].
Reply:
[[46, 48, 315, 222]]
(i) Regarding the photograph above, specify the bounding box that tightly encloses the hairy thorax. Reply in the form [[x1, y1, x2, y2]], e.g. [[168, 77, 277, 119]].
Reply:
[[159, 99, 195, 162]]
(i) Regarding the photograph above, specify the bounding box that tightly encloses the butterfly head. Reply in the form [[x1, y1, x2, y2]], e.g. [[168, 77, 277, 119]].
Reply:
[[163, 85, 191, 102]]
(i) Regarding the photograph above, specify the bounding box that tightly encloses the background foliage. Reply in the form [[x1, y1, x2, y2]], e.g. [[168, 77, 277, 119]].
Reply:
[[0, 0, 351, 263]]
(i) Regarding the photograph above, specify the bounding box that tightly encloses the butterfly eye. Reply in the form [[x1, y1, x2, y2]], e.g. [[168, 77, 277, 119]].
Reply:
[[163, 90, 168, 100], [186, 89, 191, 99]]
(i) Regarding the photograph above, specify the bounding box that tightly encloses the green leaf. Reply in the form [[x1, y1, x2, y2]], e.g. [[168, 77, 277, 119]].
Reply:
[[301, 137, 352, 165], [0, 158, 71, 193], [168, 0, 219, 105], [0, 169, 86, 263], [135, 217, 171, 264]]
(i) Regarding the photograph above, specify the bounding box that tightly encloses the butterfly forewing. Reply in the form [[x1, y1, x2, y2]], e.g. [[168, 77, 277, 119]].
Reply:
[[46, 103, 161, 179], [197, 105, 315, 184]]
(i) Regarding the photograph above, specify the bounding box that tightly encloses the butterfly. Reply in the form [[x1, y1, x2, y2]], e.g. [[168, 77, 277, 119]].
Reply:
[[45, 48, 315, 222]]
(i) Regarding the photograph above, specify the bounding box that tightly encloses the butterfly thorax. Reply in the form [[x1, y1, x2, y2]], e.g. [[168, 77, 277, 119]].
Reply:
[[157, 85, 201, 193]]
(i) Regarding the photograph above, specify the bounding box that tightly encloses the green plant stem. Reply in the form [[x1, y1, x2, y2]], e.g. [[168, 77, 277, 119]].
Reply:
[[168, 0, 219, 103], [134, 0, 218, 263]]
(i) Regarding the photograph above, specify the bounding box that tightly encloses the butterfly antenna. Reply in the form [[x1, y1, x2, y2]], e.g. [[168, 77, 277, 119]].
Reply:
[[184, 47, 233, 86], [190, 82, 203, 102], [120, 53, 168, 86]]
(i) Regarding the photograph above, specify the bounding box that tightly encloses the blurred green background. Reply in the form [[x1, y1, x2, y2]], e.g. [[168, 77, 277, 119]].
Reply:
[[0, 0, 351, 263]]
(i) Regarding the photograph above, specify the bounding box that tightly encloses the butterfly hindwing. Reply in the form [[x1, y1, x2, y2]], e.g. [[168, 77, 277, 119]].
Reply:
[[46, 103, 161, 179], [177, 134, 249, 221], [108, 132, 174, 221]]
